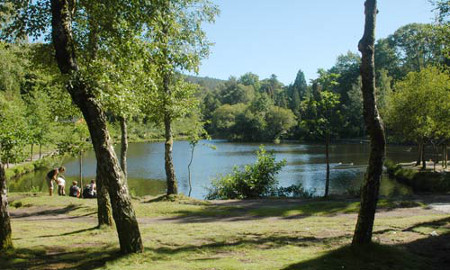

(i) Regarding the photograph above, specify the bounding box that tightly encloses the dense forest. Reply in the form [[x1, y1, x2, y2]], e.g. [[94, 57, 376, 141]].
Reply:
[[196, 21, 449, 144]]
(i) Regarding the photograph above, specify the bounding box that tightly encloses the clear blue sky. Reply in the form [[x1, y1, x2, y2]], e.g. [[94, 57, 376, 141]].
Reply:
[[196, 0, 436, 85]]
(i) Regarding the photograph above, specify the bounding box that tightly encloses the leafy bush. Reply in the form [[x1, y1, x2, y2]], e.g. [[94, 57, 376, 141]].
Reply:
[[274, 184, 315, 198], [206, 146, 286, 199]]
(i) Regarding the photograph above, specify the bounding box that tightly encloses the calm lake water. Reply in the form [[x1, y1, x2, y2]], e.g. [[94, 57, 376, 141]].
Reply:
[[9, 140, 417, 199]]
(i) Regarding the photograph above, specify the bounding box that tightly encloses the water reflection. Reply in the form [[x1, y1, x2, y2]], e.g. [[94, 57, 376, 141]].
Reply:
[[10, 141, 416, 199]]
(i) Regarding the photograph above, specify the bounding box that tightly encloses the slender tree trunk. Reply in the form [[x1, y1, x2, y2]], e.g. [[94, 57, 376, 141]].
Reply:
[[0, 162, 13, 251], [324, 133, 330, 197], [96, 173, 113, 227], [416, 139, 423, 166], [164, 114, 178, 195], [39, 144, 42, 159], [188, 144, 195, 197], [163, 74, 178, 195], [442, 143, 448, 169], [51, 0, 142, 254], [120, 116, 128, 179], [352, 0, 386, 246], [421, 141, 427, 170], [30, 144, 34, 161], [79, 151, 83, 195]]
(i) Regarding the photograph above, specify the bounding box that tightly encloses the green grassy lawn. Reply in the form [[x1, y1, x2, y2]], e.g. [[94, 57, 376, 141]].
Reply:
[[1, 193, 449, 269]]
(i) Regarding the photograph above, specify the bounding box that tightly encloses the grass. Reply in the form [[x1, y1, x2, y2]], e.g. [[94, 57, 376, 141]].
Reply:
[[1, 193, 449, 269]]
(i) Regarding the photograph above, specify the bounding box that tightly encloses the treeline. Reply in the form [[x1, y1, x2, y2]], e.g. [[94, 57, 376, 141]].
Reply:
[[197, 22, 449, 146]]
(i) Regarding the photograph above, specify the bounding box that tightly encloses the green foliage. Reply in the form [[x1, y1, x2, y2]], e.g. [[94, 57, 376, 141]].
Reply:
[[206, 146, 286, 199], [0, 91, 28, 163], [300, 90, 342, 140], [56, 119, 91, 157], [385, 66, 450, 143]]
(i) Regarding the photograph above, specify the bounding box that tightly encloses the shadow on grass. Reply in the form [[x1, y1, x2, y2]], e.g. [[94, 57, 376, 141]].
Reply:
[[144, 234, 348, 261], [283, 230, 450, 270], [40, 226, 99, 238], [402, 216, 450, 232], [146, 197, 428, 224], [282, 243, 428, 270], [150, 198, 361, 223], [0, 246, 122, 270], [10, 204, 84, 218]]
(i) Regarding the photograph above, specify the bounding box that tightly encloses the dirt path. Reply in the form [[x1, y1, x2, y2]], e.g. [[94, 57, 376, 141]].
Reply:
[[10, 196, 449, 225]]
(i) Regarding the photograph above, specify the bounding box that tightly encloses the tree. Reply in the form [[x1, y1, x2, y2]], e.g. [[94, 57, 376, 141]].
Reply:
[[300, 90, 341, 197], [49, 0, 143, 253], [385, 67, 450, 169], [238, 72, 260, 91], [0, 162, 12, 251], [288, 69, 307, 115], [353, 0, 386, 246], [186, 114, 211, 197], [265, 106, 297, 142], [0, 91, 28, 166], [219, 78, 255, 105], [430, 0, 450, 24], [144, 0, 218, 196]]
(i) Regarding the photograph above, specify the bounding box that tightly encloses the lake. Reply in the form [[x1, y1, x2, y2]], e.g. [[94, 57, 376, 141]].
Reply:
[[9, 140, 417, 199]]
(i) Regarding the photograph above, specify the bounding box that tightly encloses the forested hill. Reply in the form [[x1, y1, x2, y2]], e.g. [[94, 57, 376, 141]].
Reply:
[[185, 75, 225, 93]]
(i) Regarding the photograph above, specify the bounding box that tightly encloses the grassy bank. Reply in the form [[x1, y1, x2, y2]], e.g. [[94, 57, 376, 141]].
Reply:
[[385, 160, 450, 192], [1, 193, 449, 269]]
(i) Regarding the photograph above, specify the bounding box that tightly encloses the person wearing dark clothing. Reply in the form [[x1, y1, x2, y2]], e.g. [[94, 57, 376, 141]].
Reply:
[[45, 167, 65, 196], [69, 181, 81, 198]]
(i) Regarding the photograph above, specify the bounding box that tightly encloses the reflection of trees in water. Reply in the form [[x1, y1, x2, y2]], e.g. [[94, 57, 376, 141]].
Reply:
[[329, 169, 362, 195]]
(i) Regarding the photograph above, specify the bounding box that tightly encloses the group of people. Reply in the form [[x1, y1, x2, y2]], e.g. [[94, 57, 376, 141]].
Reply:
[[46, 166, 97, 198]]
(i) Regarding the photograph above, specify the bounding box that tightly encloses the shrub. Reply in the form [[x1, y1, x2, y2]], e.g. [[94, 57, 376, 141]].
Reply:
[[206, 146, 286, 199], [274, 184, 315, 198]]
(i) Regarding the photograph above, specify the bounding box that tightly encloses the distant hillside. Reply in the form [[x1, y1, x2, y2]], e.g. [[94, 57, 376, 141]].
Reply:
[[185, 75, 225, 93]]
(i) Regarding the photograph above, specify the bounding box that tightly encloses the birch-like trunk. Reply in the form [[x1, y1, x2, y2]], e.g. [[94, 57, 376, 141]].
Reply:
[[51, 0, 142, 253], [120, 116, 128, 179]]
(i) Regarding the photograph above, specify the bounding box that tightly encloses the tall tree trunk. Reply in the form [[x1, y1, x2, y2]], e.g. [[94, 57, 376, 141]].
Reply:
[[421, 141, 427, 170], [444, 144, 448, 169], [188, 144, 195, 197], [0, 162, 13, 251], [30, 144, 34, 161], [324, 133, 330, 197], [51, 0, 142, 254], [352, 0, 386, 246], [163, 75, 178, 195], [120, 116, 128, 179], [79, 151, 83, 194], [96, 173, 113, 227], [39, 144, 42, 159], [164, 114, 178, 195], [415, 139, 423, 166]]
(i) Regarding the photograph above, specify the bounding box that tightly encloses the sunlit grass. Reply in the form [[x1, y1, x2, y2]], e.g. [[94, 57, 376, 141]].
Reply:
[[1, 193, 448, 269]]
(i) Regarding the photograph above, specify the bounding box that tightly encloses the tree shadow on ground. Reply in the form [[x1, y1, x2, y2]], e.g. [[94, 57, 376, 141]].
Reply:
[[0, 246, 122, 270], [282, 218, 450, 270], [402, 216, 450, 232], [39, 226, 99, 238], [143, 234, 349, 261], [147, 198, 361, 224], [10, 204, 84, 218]]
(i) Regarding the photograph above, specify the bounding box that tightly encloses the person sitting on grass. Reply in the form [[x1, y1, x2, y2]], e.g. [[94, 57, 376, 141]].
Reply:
[[45, 166, 65, 196], [69, 181, 81, 198], [83, 179, 97, 198], [57, 177, 66, 196]]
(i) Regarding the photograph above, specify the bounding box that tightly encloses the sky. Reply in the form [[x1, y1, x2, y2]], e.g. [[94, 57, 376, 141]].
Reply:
[[196, 0, 436, 85]]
